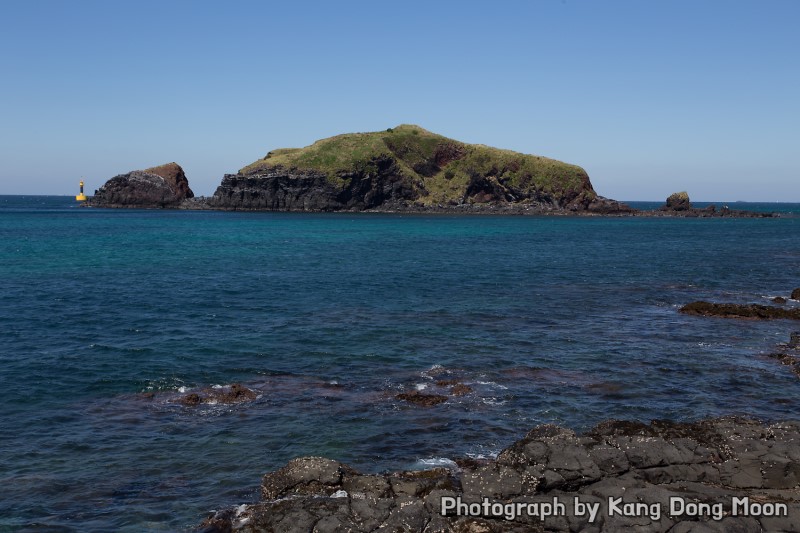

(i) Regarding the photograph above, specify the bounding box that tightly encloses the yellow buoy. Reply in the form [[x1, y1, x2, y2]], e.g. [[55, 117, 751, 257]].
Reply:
[[75, 180, 87, 202]]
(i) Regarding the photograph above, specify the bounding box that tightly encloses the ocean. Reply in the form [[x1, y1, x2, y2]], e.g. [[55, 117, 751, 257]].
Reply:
[[1, 196, 799, 531]]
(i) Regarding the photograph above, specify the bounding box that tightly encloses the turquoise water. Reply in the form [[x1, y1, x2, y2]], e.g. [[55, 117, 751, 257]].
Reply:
[[1, 196, 799, 531]]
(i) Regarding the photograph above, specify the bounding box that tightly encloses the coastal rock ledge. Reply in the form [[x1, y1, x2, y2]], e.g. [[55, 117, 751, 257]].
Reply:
[[199, 417, 800, 532]]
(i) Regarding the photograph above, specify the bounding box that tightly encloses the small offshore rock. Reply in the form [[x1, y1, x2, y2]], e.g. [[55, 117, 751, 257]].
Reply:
[[773, 296, 788, 304], [664, 191, 691, 211], [680, 301, 800, 320], [90, 162, 194, 208], [792, 288, 800, 300]]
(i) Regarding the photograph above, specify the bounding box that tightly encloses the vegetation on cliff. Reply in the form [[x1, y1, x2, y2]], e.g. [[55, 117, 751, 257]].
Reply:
[[236, 124, 596, 208]]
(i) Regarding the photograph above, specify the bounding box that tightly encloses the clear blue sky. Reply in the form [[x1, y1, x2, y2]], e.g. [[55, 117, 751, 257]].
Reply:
[[1, 0, 797, 201]]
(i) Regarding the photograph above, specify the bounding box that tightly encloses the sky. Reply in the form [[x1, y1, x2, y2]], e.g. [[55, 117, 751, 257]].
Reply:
[[0, 0, 797, 201]]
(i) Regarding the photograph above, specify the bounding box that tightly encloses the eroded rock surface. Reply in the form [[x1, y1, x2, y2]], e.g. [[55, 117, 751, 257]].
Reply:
[[198, 417, 800, 532]]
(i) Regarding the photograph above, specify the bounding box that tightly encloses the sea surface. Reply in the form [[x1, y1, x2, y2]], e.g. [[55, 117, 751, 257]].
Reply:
[[1, 196, 799, 532]]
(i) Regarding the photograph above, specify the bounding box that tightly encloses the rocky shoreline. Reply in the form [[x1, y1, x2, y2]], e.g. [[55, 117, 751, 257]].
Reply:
[[198, 417, 800, 532], [194, 307, 800, 532], [96, 189, 778, 218]]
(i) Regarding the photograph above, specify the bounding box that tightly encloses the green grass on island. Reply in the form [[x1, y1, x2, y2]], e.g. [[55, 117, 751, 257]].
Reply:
[[239, 125, 593, 205]]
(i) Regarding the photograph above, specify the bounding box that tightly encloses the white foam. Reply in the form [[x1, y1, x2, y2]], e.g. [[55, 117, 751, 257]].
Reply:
[[331, 490, 348, 498], [476, 381, 509, 390], [413, 457, 459, 470], [177, 386, 188, 393], [482, 398, 507, 406], [415, 383, 428, 391], [466, 451, 499, 460], [234, 504, 250, 527]]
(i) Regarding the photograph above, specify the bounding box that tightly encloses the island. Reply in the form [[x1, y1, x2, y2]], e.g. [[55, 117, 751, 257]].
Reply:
[[88, 125, 629, 214]]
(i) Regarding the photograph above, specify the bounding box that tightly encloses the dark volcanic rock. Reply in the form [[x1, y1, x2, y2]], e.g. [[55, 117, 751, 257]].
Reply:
[[680, 301, 800, 320], [664, 191, 691, 211], [207, 158, 419, 211], [89, 162, 194, 208], [200, 417, 800, 532], [792, 288, 800, 300], [583, 195, 637, 214], [774, 296, 789, 304]]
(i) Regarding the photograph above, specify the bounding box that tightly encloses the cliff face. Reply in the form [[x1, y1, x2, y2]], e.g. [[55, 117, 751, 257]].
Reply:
[[89, 162, 193, 208], [209, 125, 629, 213], [208, 156, 418, 211]]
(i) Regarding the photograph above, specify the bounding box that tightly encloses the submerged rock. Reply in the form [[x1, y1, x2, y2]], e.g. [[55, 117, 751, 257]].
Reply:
[[177, 383, 257, 406], [791, 332, 800, 348], [766, 332, 800, 379], [396, 390, 448, 406], [199, 417, 800, 532], [680, 301, 800, 320], [450, 383, 473, 396]]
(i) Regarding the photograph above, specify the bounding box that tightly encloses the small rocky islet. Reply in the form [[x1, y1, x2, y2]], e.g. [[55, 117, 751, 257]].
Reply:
[[87, 125, 774, 217]]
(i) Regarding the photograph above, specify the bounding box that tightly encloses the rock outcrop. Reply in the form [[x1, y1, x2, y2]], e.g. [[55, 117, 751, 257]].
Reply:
[[199, 417, 800, 532], [680, 301, 800, 320], [89, 162, 194, 208], [663, 191, 692, 211]]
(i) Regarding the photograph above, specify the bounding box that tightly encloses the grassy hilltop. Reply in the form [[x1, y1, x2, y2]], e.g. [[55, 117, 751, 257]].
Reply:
[[237, 125, 594, 207]]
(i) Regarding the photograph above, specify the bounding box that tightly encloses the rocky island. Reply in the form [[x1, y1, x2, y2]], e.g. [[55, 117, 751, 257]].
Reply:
[[204, 125, 630, 214], [88, 162, 194, 208]]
